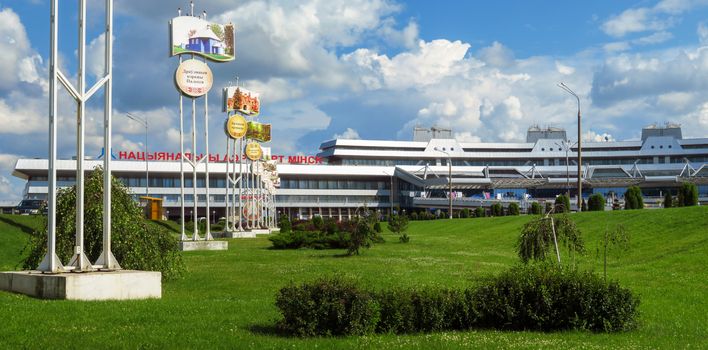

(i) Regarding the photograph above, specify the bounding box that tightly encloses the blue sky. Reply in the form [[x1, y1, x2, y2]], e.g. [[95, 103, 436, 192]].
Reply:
[[1, 0, 708, 201]]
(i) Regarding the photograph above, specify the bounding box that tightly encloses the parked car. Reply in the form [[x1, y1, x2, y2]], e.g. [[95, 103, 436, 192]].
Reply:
[[15, 199, 46, 215]]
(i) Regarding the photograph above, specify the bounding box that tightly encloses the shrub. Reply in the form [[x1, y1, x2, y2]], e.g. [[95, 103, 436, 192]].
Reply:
[[475, 207, 485, 218], [491, 203, 503, 217], [460, 208, 471, 218], [399, 233, 410, 243], [507, 203, 520, 216], [678, 182, 698, 207], [22, 167, 184, 279], [530, 202, 542, 215], [545, 202, 553, 214], [624, 186, 644, 210], [410, 212, 419, 221], [588, 193, 605, 211], [554, 194, 571, 213], [275, 277, 380, 336], [277, 268, 640, 336], [311, 215, 324, 229], [278, 215, 292, 233], [663, 191, 673, 208], [348, 216, 376, 255], [517, 214, 584, 264], [373, 221, 382, 233], [473, 264, 640, 332]]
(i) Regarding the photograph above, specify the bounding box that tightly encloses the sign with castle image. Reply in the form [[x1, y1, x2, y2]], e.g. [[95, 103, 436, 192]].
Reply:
[[170, 16, 235, 62], [224, 86, 260, 115]]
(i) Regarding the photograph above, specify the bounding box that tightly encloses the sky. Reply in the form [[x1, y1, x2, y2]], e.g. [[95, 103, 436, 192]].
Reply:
[[1, 0, 708, 201]]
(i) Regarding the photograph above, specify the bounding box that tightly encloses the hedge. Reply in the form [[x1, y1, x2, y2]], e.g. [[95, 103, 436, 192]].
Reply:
[[275, 265, 640, 336]]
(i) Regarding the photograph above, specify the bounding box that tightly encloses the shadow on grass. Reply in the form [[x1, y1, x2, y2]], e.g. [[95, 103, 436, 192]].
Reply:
[[0, 216, 39, 235], [249, 323, 294, 338]]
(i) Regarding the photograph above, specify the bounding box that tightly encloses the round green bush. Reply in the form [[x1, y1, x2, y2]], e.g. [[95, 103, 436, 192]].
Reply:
[[588, 193, 605, 211], [508, 202, 520, 216]]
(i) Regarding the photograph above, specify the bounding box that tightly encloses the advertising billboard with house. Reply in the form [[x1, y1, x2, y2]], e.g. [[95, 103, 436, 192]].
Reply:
[[170, 16, 235, 62]]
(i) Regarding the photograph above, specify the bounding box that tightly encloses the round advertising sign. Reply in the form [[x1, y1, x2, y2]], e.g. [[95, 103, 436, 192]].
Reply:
[[225, 114, 248, 139], [175, 59, 213, 97], [245, 142, 263, 161]]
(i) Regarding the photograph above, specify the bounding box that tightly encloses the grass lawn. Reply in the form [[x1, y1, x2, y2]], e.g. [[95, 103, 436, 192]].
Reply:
[[0, 207, 706, 349]]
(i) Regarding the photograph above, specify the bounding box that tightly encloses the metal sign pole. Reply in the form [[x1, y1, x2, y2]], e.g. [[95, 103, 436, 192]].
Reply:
[[39, 0, 64, 273], [204, 80, 212, 240], [224, 135, 230, 232], [191, 93, 200, 240], [96, 0, 119, 270], [179, 55, 186, 241], [68, 0, 93, 271], [237, 137, 243, 231]]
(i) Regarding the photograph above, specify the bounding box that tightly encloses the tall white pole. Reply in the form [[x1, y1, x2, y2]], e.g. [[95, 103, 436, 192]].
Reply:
[[179, 55, 186, 241], [96, 0, 119, 270], [238, 137, 243, 230], [70, 0, 93, 271], [204, 80, 212, 240], [39, 0, 63, 273], [191, 93, 200, 240], [224, 136, 230, 232]]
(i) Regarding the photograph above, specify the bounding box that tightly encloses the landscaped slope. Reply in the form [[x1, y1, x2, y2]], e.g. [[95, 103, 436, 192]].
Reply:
[[0, 207, 705, 349]]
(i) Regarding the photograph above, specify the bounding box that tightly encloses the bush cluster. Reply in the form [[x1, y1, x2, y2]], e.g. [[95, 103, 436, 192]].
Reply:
[[268, 230, 350, 250], [275, 266, 640, 336], [490, 203, 503, 217], [530, 202, 542, 215], [588, 193, 605, 211], [677, 182, 698, 207], [507, 202, 520, 216], [624, 186, 644, 210], [475, 207, 486, 218], [554, 194, 571, 213]]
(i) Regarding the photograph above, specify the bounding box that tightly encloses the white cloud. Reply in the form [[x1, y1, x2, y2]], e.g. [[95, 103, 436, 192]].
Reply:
[[583, 131, 615, 142], [333, 128, 361, 140], [0, 8, 33, 90], [477, 41, 515, 68], [699, 22, 708, 44], [601, 0, 708, 37], [555, 61, 575, 75]]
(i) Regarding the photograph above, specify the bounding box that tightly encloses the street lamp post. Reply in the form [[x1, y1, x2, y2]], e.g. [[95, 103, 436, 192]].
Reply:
[[554, 139, 578, 202], [434, 147, 453, 219], [125, 113, 149, 197], [557, 83, 582, 212]]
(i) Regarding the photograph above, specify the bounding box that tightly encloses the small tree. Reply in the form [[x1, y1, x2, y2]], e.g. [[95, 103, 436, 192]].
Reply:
[[517, 213, 585, 265], [598, 224, 630, 282], [530, 202, 542, 215], [278, 215, 292, 233], [460, 208, 471, 218], [663, 191, 673, 208], [347, 216, 376, 256], [679, 182, 699, 206], [588, 193, 605, 211], [388, 214, 410, 243], [624, 186, 644, 210], [508, 202, 520, 216], [491, 203, 503, 216], [554, 194, 570, 213], [373, 221, 382, 233], [475, 207, 485, 218]]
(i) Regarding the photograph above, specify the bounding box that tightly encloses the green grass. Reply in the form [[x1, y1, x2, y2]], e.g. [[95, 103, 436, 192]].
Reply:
[[1, 207, 706, 349]]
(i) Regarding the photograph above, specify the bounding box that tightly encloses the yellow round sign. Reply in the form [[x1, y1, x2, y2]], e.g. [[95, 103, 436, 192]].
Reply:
[[175, 59, 213, 97], [245, 142, 263, 161], [225, 115, 248, 139]]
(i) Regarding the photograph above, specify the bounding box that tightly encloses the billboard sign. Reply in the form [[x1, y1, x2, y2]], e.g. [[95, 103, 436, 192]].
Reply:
[[225, 114, 248, 139], [223, 86, 260, 115], [175, 59, 213, 97], [247, 121, 271, 142], [245, 142, 263, 161], [170, 16, 235, 62]]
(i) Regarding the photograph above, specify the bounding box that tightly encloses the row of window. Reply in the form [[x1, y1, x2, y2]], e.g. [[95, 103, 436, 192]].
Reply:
[[275, 195, 389, 203], [280, 179, 389, 190]]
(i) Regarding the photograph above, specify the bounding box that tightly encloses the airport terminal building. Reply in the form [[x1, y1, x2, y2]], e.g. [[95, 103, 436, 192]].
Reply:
[[12, 124, 708, 219]]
